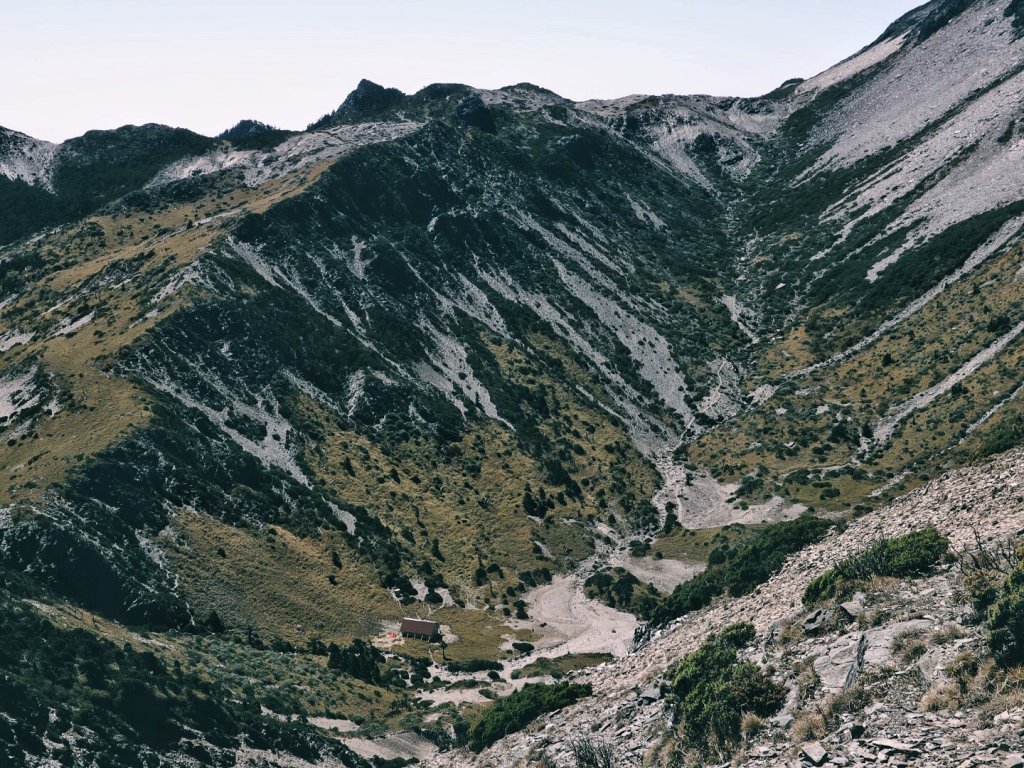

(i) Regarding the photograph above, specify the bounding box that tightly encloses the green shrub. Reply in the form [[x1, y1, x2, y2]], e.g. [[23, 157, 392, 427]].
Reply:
[[803, 569, 843, 606], [568, 736, 615, 768], [583, 567, 661, 618], [649, 516, 836, 626], [804, 527, 949, 604], [446, 659, 503, 674], [669, 623, 785, 758], [468, 682, 591, 752], [327, 638, 383, 684], [976, 410, 1024, 459], [986, 549, 1024, 667]]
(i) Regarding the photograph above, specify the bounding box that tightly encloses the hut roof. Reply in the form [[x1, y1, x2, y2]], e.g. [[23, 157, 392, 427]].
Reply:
[[400, 618, 439, 636]]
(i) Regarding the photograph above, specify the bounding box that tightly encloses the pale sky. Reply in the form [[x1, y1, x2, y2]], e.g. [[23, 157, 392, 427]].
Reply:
[[3, 1, 925, 142]]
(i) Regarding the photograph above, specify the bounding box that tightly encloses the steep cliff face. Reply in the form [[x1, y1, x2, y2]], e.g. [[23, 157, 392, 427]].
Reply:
[[1, 0, 1024, 765]]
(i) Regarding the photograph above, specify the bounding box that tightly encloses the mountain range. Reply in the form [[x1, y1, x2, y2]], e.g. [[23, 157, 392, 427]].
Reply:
[[2, 0, 1024, 765]]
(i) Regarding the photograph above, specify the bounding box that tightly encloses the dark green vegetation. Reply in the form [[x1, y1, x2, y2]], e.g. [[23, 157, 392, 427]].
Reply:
[[468, 682, 592, 752], [803, 527, 950, 605], [964, 540, 1024, 668], [649, 517, 836, 626], [510, 653, 612, 680], [328, 639, 385, 683], [977, 409, 1024, 459], [584, 567, 661, 618], [218, 119, 297, 150], [667, 623, 785, 759], [986, 561, 1024, 667], [446, 659, 504, 674], [0, 587, 367, 767]]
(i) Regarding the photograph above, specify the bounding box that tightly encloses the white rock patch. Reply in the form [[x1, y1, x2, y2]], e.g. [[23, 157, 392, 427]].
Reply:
[[0, 369, 38, 421], [0, 331, 34, 351]]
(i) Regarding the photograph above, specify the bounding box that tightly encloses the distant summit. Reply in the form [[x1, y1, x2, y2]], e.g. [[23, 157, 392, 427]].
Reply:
[[309, 79, 407, 129], [218, 119, 278, 141]]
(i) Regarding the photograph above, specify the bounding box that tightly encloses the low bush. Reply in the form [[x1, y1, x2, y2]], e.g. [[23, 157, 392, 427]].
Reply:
[[789, 711, 826, 743], [649, 516, 836, 626], [468, 682, 591, 752], [668, 623, 785, 759], [583, 567, 660, 618], [984, 544, 1024, 667], [919, 647, 1024, 714], [568, 736, 615, 768], [804, 527, 949, 605], [891, 628, 929, 665], [822, 685, 872, 728], [327, 638, 383, 684]]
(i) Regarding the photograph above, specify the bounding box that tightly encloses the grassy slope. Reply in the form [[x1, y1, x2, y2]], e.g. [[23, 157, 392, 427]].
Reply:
[[691, 240, 1024, 511], [0, 167, 330, 504]]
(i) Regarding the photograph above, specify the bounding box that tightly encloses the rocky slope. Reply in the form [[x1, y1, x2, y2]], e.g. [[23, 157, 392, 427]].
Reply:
[[437, 446, 1024, 766], [1, 0, 1024, 765]]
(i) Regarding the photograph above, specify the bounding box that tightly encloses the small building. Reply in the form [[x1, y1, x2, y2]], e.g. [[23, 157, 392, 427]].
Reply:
[[400, 618, 440, 642]]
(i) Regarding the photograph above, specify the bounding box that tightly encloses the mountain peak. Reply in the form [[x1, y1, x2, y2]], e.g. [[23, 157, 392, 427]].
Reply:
[[217, 119, 277, 141], [308, 79, 407, 130]]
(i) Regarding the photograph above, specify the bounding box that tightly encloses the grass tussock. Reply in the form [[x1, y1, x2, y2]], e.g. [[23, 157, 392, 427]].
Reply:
[[804, 527, 949, 605]]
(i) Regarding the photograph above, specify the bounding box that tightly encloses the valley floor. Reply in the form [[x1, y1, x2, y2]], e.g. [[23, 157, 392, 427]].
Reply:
[[514, 575, 637, 658]]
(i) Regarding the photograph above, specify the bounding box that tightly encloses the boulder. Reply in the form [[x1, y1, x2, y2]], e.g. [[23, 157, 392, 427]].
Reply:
[[862, 619, 933, 667], [801, 741, 829, 765], [813, 632, 866, 691], [638, 686, 660, 703], [916, 646, 946, 682], [802, 607, 832, 635], [839, 592, 867, 619]]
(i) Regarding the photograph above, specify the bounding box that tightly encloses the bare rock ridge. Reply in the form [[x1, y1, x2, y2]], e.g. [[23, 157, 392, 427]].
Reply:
[[309, 78, 408, 129]]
